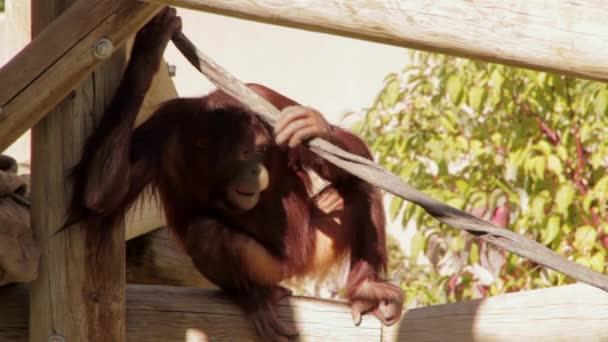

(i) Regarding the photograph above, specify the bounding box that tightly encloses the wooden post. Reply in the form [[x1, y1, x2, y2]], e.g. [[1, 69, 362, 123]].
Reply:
[[28, 1, 159, 341], [144, 0, 608, 81]]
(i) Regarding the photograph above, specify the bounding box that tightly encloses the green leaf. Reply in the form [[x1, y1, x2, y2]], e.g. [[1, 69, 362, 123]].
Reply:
[[547, 155, 562, 175], [455, 136, 469, 151], [411, 231, 426, 259], [594, 89, 608, 116], [382, 79, 401, 109], [447, 75, 463, 106], [593, 175, 608, 193], [447, 197, 466, 210], [575, 256, 591, 268], [534, 155, 546, 180], [590, 251, 606, 273], [556, 145, 568, 161], [468, 86, 485, 113], [530, 196, 547, 222], [562, 222, 573, 234], [439, 117, 457, 133], [533, 141, 552, 156], [389, 197, 403, 220], [574, 225, 597, 251], [555, 183, 576, 216], [541, 216, 561, 245], [469, 242, 479, 264]]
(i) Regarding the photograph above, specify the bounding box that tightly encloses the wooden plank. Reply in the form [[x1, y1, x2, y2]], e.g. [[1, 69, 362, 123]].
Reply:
[[0, 0, 162, 152], [383, 283, 608, 342], [27, 2, 160, 341], [126, 228, 215, 288], [145, 0, 608, 81], [4, 283, 608, 341], [1, 284, 382, 342]]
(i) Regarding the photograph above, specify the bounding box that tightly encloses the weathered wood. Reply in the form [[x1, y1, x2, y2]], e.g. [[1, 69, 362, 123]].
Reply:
[[126, 228, 215, 288], [383, 283, 608, 342], [0, 0, 162, 152], [3, 283, 607, 341], [1, 284, 381, 341], [27, 2, 160, 342], [145, 0, 608, 81]]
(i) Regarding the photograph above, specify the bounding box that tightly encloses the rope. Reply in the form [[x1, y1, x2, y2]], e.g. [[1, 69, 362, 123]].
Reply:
[[171, 31, 608, 292]]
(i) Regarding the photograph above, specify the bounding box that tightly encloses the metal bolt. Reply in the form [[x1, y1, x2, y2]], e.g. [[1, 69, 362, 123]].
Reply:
[[93, 38, 114, 59], [48, 334, 66, 342], [167, 63, 177, 77]]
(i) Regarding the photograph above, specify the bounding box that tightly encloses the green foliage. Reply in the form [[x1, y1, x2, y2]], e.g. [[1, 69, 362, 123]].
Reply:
[[0, 0, 4, 12], [357, 51, 608, 306]]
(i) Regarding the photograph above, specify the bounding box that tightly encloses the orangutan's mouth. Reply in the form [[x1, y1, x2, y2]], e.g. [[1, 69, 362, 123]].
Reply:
[[236, 189, 256, 197]]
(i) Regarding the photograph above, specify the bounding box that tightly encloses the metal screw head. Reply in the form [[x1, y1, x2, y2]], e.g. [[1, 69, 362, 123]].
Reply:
[[93, 38, 114, 59], [48, 334, 66, 342], [167, 63, 177, 77]]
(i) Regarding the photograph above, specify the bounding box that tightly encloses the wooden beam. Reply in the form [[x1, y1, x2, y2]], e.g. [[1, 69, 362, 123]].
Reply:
[[145, 0, 608, 81], [1, 284, 382, 341], [0, 0, 162, 152], [28, 2, 160, 342], [126, 228, 215, 288], [3, 283, 607, 341], [383, 283, 608, 342]]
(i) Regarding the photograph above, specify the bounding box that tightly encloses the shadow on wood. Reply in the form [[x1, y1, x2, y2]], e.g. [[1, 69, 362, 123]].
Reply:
[[2, 283, 607, 341], [126, 227, 215, 288], [0, 284, 380, 341]]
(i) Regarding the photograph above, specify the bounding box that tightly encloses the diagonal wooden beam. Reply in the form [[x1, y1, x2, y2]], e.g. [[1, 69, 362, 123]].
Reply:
[[0, 0, 163, 152], [143, 0, 608, 82]]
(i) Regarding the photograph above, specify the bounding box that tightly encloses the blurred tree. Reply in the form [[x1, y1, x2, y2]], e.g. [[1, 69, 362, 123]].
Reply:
[[353, 51, 608, 307]]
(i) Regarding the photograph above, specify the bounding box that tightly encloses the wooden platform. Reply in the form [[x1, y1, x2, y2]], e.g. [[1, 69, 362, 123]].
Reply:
[[2, 283, 607, 341]]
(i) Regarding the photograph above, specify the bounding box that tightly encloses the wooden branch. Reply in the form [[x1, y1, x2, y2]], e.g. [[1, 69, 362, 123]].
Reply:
[[3, 283, 607, 341], [170, 32, 608, 292], [126, 228, 215, 288], [145, 0, 608, 81], [0, 0, 163, 152]]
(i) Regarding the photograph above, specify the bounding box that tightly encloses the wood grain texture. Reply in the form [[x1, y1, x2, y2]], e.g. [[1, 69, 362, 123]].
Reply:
[[2, 284, 606, 341], [27, 1, 161, 341], [146, 0, 608, 81], [383, 283, 608, 342], [126, 227, 215, 288], [0, 0, 162, 152]]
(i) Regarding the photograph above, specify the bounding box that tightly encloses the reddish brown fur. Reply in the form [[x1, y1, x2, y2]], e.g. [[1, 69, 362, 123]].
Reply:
[[66, 10, 402, 341]]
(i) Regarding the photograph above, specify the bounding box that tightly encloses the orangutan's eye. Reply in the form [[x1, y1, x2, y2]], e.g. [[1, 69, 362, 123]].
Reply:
[[256, 145, 268, 154]]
